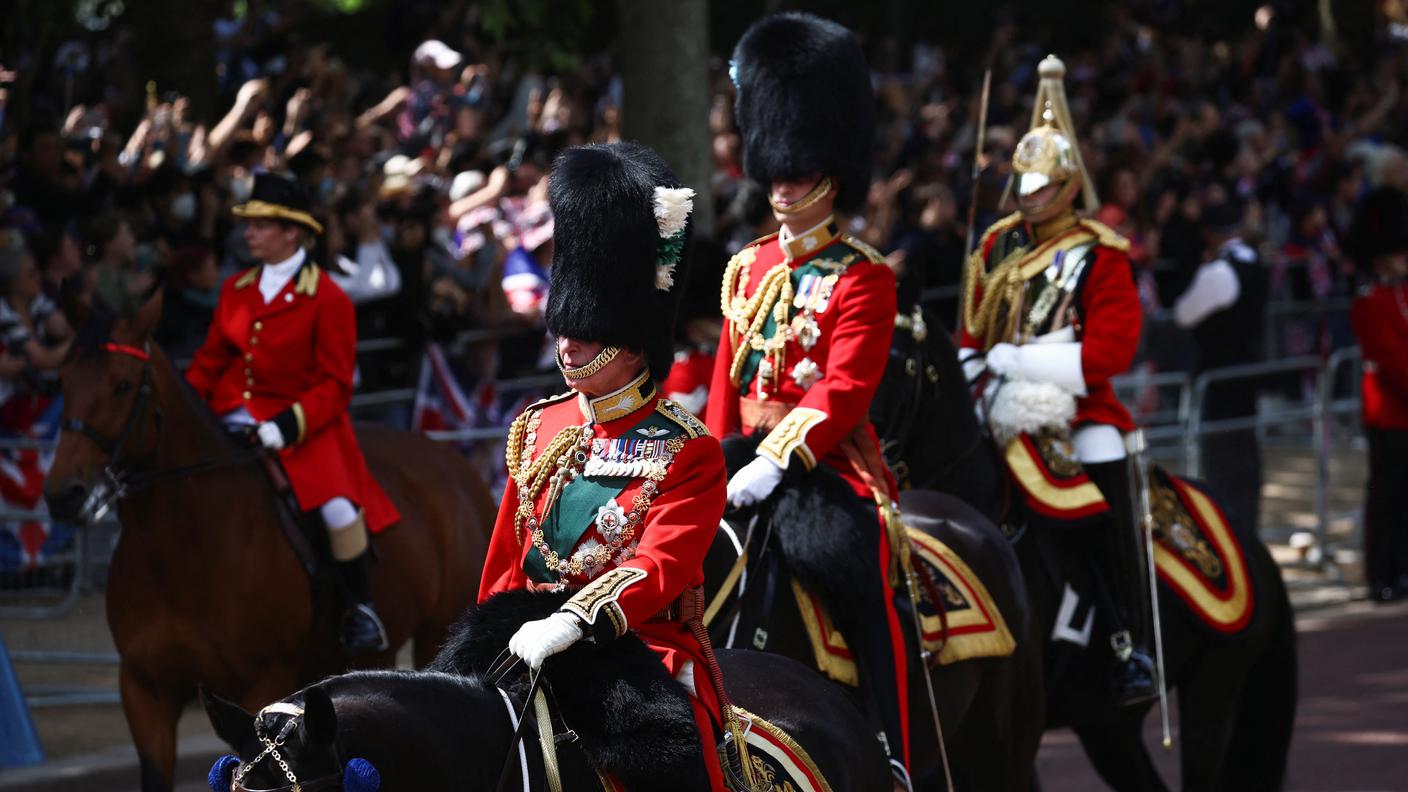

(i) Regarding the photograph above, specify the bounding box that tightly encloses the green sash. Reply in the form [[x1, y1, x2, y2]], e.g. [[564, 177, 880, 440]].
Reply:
[[524, 409, 684, 582]]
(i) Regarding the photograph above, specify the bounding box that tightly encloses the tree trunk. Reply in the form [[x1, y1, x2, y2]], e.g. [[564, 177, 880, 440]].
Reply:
[[616, 0, 714, 234]]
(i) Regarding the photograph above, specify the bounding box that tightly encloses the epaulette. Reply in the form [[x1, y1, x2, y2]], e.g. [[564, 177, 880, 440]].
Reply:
[[978, 212, 1026, 257], [1077, 217, 1131, 254], [233, 267, 260, 290], [526, 390, 576, 411], [654, 399, 709, 439], [839, 233, 886, 264], [743, 230, 780, 250]]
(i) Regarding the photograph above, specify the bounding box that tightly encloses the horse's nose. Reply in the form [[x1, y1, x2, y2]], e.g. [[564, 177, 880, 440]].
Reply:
[[44, 480, 88, 523]]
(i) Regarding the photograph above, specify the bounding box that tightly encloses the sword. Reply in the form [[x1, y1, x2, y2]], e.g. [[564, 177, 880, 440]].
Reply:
[[1126, 429, 1172, 751], [887, 504, 952, 792], [956, 69, 992, 336]]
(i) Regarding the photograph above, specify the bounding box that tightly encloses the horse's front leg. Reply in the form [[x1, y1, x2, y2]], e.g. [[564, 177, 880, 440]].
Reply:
[[119, 663, 189, 792]]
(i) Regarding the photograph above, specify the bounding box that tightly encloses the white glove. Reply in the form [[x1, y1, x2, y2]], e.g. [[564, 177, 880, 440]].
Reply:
[[957, 347, 986, 384], [508, 611, 584, 670], [727, 455, 785, 507], [256, 422, 285, 451], [984, 343, 1021, 377]]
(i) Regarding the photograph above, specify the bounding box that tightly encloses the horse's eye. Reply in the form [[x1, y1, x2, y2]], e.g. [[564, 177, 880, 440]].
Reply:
[[115, 380, 133, 395]]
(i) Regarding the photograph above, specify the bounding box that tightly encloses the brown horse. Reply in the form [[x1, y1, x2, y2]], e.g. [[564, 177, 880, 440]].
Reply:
[[42, 292, 497, 792]]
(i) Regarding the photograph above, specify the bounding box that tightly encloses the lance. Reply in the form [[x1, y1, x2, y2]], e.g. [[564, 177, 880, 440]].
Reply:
[[956, 69, 992, 335]]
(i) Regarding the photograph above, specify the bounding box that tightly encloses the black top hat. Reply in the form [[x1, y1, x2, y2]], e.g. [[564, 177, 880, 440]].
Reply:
[[232, 173, 323, 234], [732, 13, 875, 213], [1348, 186, 1408, 270]]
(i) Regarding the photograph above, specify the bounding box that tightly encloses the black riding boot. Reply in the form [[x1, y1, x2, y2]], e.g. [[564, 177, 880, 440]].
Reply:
[[1084, 459, 1157, 707], [335, 552, 390, 654]]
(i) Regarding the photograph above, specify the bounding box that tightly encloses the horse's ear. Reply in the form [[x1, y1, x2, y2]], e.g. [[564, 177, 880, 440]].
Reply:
[[202, 688, 256, 751], [302, 686, 338, 747], [126, 287, 165, 342], [59, 275, 91, 331]]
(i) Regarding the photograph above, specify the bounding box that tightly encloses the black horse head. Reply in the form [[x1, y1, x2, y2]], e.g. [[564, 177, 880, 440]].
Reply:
[[869, 307, 1005, 519], [204, 685, 374, 792]]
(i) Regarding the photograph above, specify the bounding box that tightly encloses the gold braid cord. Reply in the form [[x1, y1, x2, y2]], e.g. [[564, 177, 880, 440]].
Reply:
[[962, 247, 1028, 350], [505, 409, 589, 545], [720, 251, 794, 389]]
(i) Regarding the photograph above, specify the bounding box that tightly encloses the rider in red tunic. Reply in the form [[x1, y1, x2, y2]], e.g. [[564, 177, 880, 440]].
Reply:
[[958, 57, 1154, 705], [186, 173, 400, 654], [704, 14, 912, 788], [1349, 187, 1408, 602], [479, 143, 735, 790]]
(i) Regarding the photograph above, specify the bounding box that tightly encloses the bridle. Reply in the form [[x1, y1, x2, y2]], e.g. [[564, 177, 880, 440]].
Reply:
[[229, 703, 343, 792], [60, 342, 257, 524], [60, 342, 158, 523]]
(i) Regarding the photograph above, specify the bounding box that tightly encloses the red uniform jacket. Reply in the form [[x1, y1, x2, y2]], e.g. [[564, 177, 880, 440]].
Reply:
[[185, 259, 400, 530], [705, 227, 899, 499], [960, 214, 1141, 432], [1352, 281, 1408, 430], [479, 377, 727, 727]]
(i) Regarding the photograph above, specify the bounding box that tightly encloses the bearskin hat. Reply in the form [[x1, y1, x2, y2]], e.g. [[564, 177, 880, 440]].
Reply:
[[732, 13, 875, 213], [545, 142, 693, 382], [1348, 186, 1408, 271]]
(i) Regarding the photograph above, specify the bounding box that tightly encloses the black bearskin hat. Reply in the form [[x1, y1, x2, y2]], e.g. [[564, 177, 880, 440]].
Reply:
[[1348, 186, 1408, 272], [545, 142, 692, 382], [732, 13, 875, 213]]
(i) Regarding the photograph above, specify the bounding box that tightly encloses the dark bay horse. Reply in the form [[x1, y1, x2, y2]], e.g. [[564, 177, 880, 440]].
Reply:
[[704, 437, 1044, 791], [872, 307, 1297, 791], [202, 652, 891, 791], [43, 293, 497, 792]]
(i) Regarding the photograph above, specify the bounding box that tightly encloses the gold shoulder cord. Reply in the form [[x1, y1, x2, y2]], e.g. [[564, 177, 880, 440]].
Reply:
[[962, 247, 1028, 350], [720, 250, 794, 389]]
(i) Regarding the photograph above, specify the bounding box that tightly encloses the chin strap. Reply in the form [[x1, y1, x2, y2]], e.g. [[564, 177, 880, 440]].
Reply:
[[767, 176, 833, 215], [558, 345, 621, 380]]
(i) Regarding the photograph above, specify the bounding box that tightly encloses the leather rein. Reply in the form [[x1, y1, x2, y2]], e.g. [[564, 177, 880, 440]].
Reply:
[[61, 342, 257, 522]]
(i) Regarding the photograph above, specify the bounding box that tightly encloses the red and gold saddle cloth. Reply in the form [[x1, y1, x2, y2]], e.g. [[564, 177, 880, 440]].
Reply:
[[1004, 431, 1254, 635], [1150, 469, 1254, 634], [1003, 430, 1110, 521], [793, 527, 1016, 686]]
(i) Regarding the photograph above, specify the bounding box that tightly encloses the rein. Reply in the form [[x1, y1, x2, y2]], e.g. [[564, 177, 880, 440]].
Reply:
[[62, 342, 260, 522], [230, 703, 343, 792]]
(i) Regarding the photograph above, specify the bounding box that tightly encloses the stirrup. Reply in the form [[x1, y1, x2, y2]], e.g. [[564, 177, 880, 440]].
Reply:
[[341, 603, 390, 653]]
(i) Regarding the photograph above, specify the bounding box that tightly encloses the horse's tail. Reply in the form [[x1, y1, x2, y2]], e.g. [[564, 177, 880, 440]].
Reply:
[[1223, 560, 1298, 790]]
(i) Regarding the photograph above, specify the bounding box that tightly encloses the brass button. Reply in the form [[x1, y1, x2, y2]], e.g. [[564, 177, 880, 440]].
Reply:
[[245, 353, 253, 362], [254, 321, 263, 331], [250, 337, 259, 345], [244, 368, 252, 376], [245, 378, 254, 386], [242, 391, 251, 400]]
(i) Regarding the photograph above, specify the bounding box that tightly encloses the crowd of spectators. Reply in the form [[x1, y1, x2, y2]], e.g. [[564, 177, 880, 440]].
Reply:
[[1, 2, 1406, 444]]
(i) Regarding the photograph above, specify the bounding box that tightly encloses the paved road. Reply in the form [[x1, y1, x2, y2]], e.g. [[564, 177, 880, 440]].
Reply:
[[1037, 599, 1408, 792]]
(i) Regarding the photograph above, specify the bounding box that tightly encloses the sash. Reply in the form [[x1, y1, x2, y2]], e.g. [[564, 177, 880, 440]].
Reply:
[[524, 411, 684, 582]]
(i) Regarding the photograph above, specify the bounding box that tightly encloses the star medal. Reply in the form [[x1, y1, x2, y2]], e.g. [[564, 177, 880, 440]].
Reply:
[[791, 358, 821, 389], [791, 314, 820, 350], [595, 501, 629, 544]]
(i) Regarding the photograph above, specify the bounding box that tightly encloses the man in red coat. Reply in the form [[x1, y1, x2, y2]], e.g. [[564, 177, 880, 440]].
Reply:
[[705, 14, 912, 789], [187, 173, 400, 653], [959, 56, 1154, 706], [1348, 186, 1408, 602], [480, 143, 734, 790]]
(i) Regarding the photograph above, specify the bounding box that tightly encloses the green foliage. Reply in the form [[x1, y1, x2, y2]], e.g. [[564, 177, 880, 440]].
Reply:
[[479, 0, 598, 73]]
